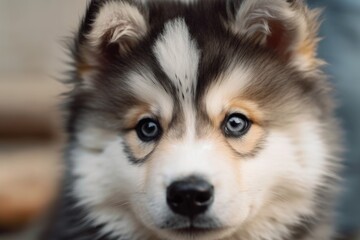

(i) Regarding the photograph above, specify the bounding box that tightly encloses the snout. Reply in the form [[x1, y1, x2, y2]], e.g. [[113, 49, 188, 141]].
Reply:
[[166, 176, 214, 218]]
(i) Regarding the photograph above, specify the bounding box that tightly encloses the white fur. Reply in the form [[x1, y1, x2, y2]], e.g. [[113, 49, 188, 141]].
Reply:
[[137, 138, 246, 240], [153, 18, 200, 139], [72, 131, 152, 239], [153, 18, 200, 98], [232, 121, 329, 240]]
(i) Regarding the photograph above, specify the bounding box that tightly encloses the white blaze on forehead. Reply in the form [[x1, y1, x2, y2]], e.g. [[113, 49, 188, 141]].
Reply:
[[153, 18, 200, 138], [153, 18, 200, 96], [205, 66, 253, 117]]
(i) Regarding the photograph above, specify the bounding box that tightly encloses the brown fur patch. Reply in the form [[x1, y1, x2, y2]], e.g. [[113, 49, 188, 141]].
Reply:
[[297, 39, 316, 60], [292, 3, 323, 71], [226, 99, 265, 125], [122, 105, 152, 129], [77, 62, 94, 76], [207, 99, 264, 128]]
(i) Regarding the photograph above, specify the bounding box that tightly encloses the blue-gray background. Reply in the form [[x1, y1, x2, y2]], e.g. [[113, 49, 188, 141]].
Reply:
[[309, 0, 360, 236]]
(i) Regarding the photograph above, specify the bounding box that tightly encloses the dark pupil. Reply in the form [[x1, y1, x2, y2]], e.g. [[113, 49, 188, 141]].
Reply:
[[228, 117, 244, 131], [142, 122, 158, 137]]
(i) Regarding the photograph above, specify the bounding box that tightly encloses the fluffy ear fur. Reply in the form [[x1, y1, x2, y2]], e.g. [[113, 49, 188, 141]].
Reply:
[[226, 0, 322, 73], [75, 0, 148, 82]]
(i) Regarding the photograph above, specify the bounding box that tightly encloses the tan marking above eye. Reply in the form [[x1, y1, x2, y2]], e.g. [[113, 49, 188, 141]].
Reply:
[[208, 98, 264, 127], [122, 104, 171, 131], [225, 99, 264, 125], [123, 104, 151, 129]]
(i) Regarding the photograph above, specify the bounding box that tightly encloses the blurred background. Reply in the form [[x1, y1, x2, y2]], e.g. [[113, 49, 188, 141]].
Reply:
[[308, 0, 360, 239], [0, 1, 87, 239], [0, 1, 359, 240]]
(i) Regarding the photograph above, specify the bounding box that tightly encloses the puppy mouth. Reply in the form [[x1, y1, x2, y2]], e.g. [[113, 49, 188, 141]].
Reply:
[[159, 217, 227, 236], [172, 226, 224, 235]]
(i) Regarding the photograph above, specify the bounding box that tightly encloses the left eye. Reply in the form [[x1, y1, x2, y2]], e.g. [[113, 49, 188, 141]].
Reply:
[[223, 113, 251, 137], [136, 118, 162, 142]]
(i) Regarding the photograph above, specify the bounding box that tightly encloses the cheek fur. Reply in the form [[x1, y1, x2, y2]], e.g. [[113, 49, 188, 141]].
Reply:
[[123, 131, 156, 161], [238, 121, 329, 227], [227, 124, 266, 157], [72, 137, 146, 207], [71, 137, 149, 239]]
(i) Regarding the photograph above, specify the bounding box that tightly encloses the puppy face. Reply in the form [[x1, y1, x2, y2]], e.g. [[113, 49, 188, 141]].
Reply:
[[67, 1, 337, 239]]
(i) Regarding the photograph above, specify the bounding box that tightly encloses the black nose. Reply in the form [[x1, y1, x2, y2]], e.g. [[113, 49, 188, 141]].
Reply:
[[166, 176, 214, 218]]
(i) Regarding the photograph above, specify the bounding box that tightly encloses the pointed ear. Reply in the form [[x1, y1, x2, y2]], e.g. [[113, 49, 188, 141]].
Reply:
[[75, 0, 148, 81], [226, 0, 322, 73]]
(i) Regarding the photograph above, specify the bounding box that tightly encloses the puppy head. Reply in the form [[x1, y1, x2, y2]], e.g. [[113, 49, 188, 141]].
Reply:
[[67, 1, 335, 239]]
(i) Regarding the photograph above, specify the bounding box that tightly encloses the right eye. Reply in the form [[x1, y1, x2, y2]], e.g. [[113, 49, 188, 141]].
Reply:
[[223, 113, 252, 138], [135, 118, 162, 142]]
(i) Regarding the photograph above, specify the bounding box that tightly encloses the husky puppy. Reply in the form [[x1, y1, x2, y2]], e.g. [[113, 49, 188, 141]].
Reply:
[[49, 0, 342, 239]]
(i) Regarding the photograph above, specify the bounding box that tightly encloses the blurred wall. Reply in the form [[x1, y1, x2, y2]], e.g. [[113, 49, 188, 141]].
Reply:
[[0, 0, 87, 232], [308, 0, 360, 237], [0, 1, 87, 74]]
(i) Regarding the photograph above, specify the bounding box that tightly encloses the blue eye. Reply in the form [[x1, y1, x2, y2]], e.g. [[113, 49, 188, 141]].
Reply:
[[223, 113, 251, 137], [136, 118, 162, 142]]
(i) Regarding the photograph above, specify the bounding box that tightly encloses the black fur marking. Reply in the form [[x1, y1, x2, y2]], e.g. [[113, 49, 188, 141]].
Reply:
[[225, 0, 244, 21], [287, 217, 317, 240], [44, 197, 116, 240], [123, 141, 157, 165]]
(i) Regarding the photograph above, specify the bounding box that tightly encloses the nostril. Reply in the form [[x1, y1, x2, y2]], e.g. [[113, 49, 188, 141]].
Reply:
[[194, 190, 213, 205], [168, 193, 184, 206], [166, 176, 214, 217]]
